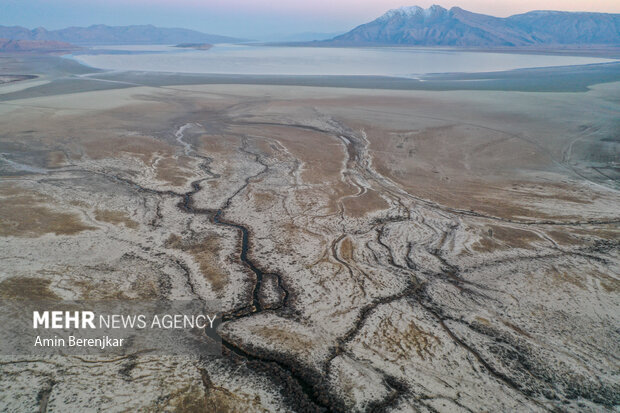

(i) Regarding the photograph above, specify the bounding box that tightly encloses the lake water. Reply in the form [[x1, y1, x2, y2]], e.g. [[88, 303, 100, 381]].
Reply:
[[70, 44, 616, 77]]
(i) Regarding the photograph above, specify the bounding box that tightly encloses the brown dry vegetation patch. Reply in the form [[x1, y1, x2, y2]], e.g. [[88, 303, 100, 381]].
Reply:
[[524, 265, 591, 293], [550, 266, 587, 290], [167, 234, 228, 292], [349, 120, 598, 220], [473, 224, 541, 252], [268, 219, 325, 260], [375, 317, 441, 361], [82, 135, 172, 163], [253, 138, 285, 161], [73, 280, 130, 300], [274, 223, 297, 256], [260, 125, 344, 185], [545, 229, 581, 246], [232, 124, 352, 207], [342, 189, 389, 218], [253, 191, 276, 211], [275, 221, 320, 257], [168, 385, 209, 413], [0, 277, 60, 300], [507, 182, 592, 205], [146, 384, 211, 413], [199, 381, 269, 413], [198, 134, 242, 155], [295, 187, 341, 215], [0, 185, 96, 237], [155, 156, 195, 187], [339, 237, 354, 261], [475, 316, 491, 326], [500, 319, 533, 338], [256, 326, 315, 353], [94, 209, 138, 229], [0, 90, 207, 169]]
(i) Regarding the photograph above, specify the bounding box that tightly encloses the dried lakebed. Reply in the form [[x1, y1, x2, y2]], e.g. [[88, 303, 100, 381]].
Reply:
[[0, 73, 619, 412]]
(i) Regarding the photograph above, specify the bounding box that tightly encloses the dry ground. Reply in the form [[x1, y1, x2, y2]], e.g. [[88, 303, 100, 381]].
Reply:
[[0, 70, 619, 412]]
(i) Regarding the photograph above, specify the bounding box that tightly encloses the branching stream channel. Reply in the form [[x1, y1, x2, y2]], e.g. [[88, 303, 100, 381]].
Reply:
[[174, 123, 330, 413]]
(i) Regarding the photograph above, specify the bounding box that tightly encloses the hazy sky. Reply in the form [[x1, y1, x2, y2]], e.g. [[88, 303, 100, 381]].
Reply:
[[2, 0, 619, 39]]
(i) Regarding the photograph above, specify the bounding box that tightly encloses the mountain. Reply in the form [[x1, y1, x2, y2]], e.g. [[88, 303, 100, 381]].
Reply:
[[329, 5, 620, 46], [0, 38, 79, 53], [0, 24, 242, 45], [507, 11, 620, 45]]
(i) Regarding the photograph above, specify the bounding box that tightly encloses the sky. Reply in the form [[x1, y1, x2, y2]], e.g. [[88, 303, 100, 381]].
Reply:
[[2, 0, 619, 39]]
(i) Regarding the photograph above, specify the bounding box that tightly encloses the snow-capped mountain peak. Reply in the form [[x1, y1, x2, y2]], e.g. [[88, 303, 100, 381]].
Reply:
[[378, 5, 447, 21], [332, 5, 620, 46]]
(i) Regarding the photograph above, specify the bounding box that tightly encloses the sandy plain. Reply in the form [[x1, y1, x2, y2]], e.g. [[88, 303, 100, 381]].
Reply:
[[0, 54, 619, 412]]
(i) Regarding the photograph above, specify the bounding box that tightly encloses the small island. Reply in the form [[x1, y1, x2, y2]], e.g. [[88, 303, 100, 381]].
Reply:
[[173, 43, 212, 50]]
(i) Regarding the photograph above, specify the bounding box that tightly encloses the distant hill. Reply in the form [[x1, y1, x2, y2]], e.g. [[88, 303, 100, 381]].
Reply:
[[0, 38, 79, 52], [174, 43, 213, 50], [328, 5, 620, 46], [0, 24, 243, 45], [507, 11, 620, 45]]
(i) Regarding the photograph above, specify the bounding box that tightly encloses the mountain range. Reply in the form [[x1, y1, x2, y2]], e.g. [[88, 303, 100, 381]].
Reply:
[[1, 7, 618, 48], [0, 39, 79, 53], [0, 24, 242, 45], [329, 5, 620, 46]]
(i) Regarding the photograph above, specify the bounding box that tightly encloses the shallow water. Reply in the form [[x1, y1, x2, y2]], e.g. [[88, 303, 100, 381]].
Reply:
[[70, 44, 617, 77]]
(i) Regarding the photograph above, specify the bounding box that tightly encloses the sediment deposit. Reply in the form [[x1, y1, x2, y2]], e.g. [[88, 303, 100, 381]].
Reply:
[[1, 66, 619, 412]]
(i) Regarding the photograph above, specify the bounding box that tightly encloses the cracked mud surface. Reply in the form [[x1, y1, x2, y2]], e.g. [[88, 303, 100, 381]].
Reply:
[[1, 59, 619, 412]]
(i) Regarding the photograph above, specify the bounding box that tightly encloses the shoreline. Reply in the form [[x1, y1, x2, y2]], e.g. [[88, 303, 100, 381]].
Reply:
[[255, 41, 620, 58], [65, 44, 618, 78], [1, 54, 620, 103]]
